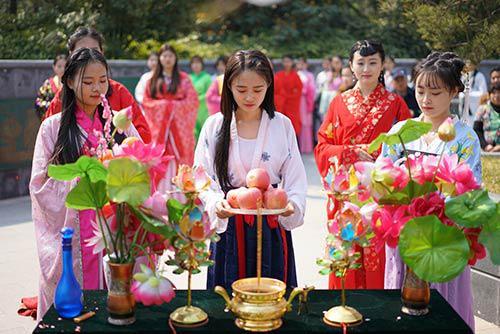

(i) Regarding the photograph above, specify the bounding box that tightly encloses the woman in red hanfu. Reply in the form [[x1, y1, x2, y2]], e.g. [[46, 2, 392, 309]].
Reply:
[[142, 44, 199, 183], [274, 55, 303, 136], [314, 40, 411, 290]]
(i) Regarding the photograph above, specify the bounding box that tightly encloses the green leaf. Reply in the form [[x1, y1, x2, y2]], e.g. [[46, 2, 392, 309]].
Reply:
[[128, 206, 176, 239], [319, 268, 332, 275], [48, 156, 107, 182], [173, 268, 185, 275], [478, 206, 500, 265], [192, 268, 201, 275], [399, 215, 469, 283], [368, 120, 432, 153], [66, 176, 108, 210], [107, 158, 150, 206], [445, 190, 496, 228], [167, 198, 186, 223], [378, 181, 438, 205]]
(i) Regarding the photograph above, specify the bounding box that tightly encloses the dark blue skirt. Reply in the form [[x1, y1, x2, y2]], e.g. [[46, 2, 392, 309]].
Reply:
[[207, 214, 297, 289]]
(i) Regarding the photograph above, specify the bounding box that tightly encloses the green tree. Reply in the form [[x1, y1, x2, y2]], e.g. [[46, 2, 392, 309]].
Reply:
[[403, 0, 500, 64]]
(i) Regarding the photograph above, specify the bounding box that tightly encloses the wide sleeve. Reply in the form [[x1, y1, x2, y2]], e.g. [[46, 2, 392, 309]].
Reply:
[[134, 73, 149, 104], [278, 116, 307, 230], [116, 82, 151, 143], [30, 117, 81, 321], [193, 118, 228, 233], [205, 79, 221, 115], [394, 95, 412, 122], [314, 97, 360, 176], [452, 127, 483, 184], [43, 89, 62, 120]]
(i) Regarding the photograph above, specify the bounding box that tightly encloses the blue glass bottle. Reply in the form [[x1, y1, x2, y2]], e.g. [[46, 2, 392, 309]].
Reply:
[[54, 227, 83, 318]]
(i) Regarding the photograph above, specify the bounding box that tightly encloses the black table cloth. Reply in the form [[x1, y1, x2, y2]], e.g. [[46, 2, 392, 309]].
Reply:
[[34, 289, 472, 333]]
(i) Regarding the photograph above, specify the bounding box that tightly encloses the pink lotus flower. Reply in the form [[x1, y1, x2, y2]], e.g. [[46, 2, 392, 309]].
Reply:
[[114, 141, 173, 190], [132, 264, 175, 306], [85, 219, 113, 255], [354, 158, 409, 201], [371, 205, 411, 250], [112, 106, 133, 133], [437, 117, 456, 142], [407, 154, 439, 185], [436, 154, 479, 195], [172, 165, 211, 194], [142, 192, 168, 219]]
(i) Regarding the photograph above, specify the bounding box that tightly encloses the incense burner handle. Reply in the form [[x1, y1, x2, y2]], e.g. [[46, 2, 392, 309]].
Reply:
[[214, 286, 232, 312], [286, 287, 304, 312]]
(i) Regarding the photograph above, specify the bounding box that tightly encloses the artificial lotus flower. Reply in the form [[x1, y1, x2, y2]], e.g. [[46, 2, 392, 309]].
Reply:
[[85, 219, 113, 255], [112, 106, 133, 133], [371, 205, 411, 250], [132, 264, 175, 306], [437, 117, 456, 142], [354, 158, 409, 201], [114, 141, 173, 190], [436, 154, 479, 195], [406, 154, 439, 185], [142, 191, 168, 219], [323, 157, 358, 196], [172, 165, 211, 195]]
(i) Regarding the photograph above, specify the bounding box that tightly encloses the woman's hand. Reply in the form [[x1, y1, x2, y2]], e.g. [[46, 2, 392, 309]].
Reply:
[[356, 145, 375, 162], [215, 200, 235, 219], [280, 202, 295, 217]]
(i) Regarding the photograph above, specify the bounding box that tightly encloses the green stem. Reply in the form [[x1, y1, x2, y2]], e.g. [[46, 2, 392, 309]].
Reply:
[[131, 243, 156, 269], [399, 134, 412, 181]]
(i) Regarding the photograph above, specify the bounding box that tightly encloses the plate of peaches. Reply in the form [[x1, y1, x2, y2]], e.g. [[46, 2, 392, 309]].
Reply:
[[225, 168, 289, 216]]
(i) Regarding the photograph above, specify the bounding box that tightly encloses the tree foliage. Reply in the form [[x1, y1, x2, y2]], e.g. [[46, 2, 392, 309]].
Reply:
[[1, 0, 497, 61]]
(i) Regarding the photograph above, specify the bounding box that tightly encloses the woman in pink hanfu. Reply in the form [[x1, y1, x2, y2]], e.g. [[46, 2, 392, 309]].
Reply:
[[30, 49, 140, 321], [296, 57, 316, 153]]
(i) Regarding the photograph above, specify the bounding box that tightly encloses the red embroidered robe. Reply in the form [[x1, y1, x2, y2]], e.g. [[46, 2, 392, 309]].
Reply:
[[314, 84, 411, 289]]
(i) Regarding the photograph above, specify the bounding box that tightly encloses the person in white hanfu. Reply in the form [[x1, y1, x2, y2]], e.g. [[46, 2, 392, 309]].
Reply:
[[194, 50, 307, 290], [381, 52, 482, 331], [134, 52, 158, 105]]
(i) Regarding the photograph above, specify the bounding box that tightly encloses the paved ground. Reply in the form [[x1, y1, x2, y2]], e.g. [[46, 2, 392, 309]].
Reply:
[[0, 154, 498, 333]]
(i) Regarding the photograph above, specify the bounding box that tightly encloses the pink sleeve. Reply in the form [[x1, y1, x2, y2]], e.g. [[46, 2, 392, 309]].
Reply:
[[306, 74, 316, 113], [30, 117, 82, 322], [205, 79, 221, 115]]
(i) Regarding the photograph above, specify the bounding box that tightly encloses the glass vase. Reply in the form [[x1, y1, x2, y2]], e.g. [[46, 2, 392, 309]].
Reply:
[[401, 267, 430, 316]]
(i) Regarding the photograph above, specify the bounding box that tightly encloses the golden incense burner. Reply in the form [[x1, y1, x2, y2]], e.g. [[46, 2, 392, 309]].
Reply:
[[215, 206, 312, 332], [215, 277, 305, 332]]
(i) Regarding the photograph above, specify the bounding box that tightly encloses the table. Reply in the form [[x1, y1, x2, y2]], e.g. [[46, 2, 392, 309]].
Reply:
[[33, 289, 472, 333]]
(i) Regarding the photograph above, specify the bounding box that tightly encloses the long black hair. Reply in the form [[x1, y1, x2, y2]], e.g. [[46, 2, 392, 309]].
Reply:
[[150, 44, 181, 98], [51, 48, 123, 165], [413, 51, 465, 93], [349, 40, 386, 85], [215, 50, 276, 192]]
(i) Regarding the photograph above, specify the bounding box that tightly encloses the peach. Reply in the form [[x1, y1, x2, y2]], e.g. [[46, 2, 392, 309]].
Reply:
[[226, 187, 246, 208], [237, 187, 263, 210], [246, 168, 270, 191], [263, 188, 288, 209]]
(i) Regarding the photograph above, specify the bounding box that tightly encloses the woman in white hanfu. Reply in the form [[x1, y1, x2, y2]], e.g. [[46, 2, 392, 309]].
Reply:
[[381, 52, 482, 331], [194, 50, 307, 290]]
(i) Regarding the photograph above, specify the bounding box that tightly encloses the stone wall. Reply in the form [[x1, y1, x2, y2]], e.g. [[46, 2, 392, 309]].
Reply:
[[0, 59, 498, 199]]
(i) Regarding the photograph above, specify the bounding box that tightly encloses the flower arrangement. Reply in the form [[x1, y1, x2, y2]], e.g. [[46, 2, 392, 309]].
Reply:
[[48, 95, 174, 265], [353, 119, 499, 282]]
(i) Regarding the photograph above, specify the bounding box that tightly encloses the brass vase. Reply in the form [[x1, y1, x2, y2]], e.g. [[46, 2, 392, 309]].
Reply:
[[107, 262, 136, 325], [401, 267, 430, 316]]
